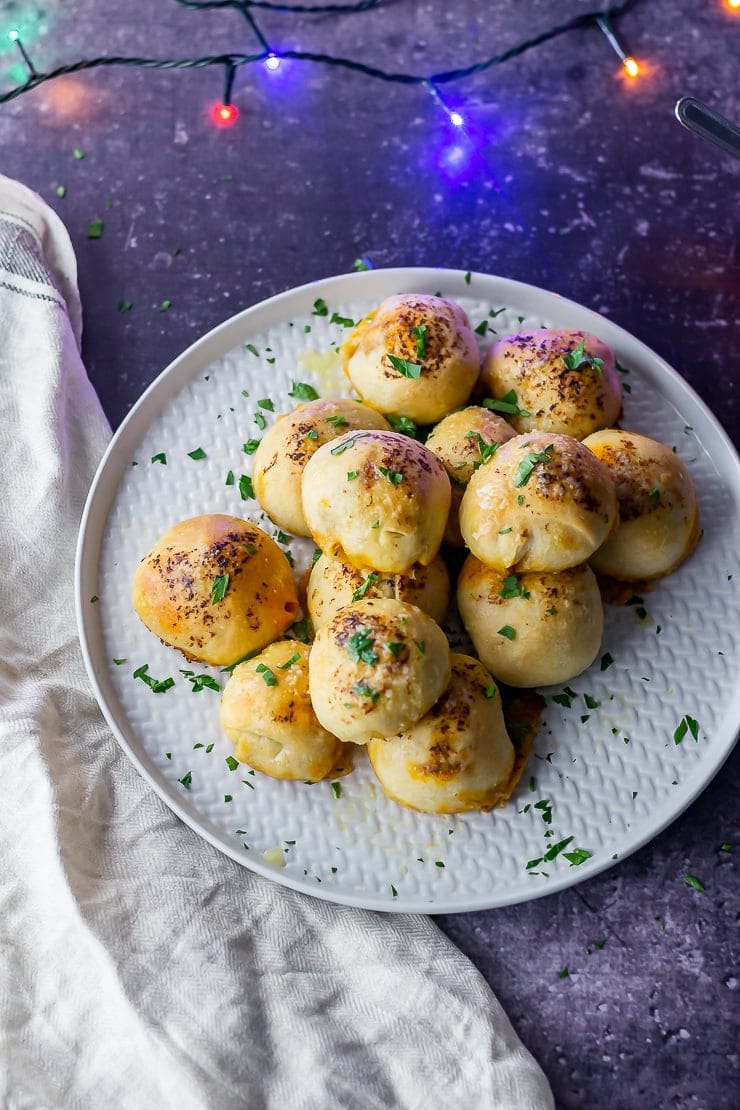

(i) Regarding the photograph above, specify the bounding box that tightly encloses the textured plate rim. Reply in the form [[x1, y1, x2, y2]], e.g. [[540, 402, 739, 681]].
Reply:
[[75, 267, 740, 914]]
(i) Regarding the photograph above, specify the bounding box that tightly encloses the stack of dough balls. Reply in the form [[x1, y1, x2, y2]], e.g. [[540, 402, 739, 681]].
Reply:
[[131, 300, 701, 818]]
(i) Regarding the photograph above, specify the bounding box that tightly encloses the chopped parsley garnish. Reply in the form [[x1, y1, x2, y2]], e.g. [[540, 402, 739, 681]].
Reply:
[[239, 474, 254, 500], [276, 530, 291, 545], [287, 618, 312, 643], [254, 412, 267, 430], [465, 431, 499, 469], [416, 641, 426, 655], [499, 526, 512, 535], [182, 672, 221, 693], [278, 652, 301, 670], [497, 625, 516, 640], [289, 381, 319, 400], [225, 470, 235, 486], [211, 574, 230, 603], [346, 627, 379, 665], [256, 663, 278, 687], [499, 574, 530, 600], [312, 298, 328, 316], [225, 756, 239, 771], [352, 572, 379, 601], [330, 312, 355, 328], [600, 652, 614, 671], [347, 470, 359, 481], [117, 299, 132, 313], [306, 430, 319, 439], [552, 686, 577, 708], [386, 641, 405, 659], [353, 257, 371, 271], [387, 354, 422, 379], [245, 343, 259, 356], [113, 658, 127, 665], [132, 663, 174, 693], [563, 338, 603, 375], [474, 319, 488, 336], [224, 794, 233, 803], [326, 414, 349, 429], [483, 389, 531, 418], [683, 875, 705, 892], [331, 781, 342, 799], [583, 694, 600, 710], [73, 147, 85, 159], [158, 300, 172, 313], [517, 494, 525, 505], [648, 488, 661, 505], [390, 884, 398, 898], [352, 682, 379, 703], [187, 447, 207, 460], [56, 184, 66, 198], [673, 714, 699, 744], [242, 438, 261, 454], [464, 271, 472, 284], [543, 836, 574, 862], [387, 414, 418, 438], [485, 683, 496, 699], [563, 848, 592, 866], [489, 306, 507, 318], [219, 648, 260, 674], [410, 323, 428, 358], [514, 444, 554, 488], [257, 398, 274, 411], [558, 967, 569, 979], [378, 465, 404, 484], [87, 219, 103, 239], [151, 452, 167, 465], [178, 771, 192, 789], [435, 860, 445, 868]]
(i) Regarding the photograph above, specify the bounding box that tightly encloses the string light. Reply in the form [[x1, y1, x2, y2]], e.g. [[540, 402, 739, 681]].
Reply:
[[0, 0, 651, 127], [726, 0, 740, 10], [594, 13, 641, 78]]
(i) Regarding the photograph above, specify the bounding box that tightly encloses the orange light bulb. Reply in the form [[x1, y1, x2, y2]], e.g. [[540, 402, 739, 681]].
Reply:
[[211, 102, 238, 126], [623, 56, 640, 78]]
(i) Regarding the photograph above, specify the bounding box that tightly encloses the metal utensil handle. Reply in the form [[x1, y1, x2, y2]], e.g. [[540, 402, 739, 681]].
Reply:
[[675, 96, 740, 161]]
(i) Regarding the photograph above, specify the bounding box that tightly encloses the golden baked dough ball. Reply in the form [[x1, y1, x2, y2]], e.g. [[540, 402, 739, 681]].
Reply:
[[583, 429, 701, 580], [306, 552, 450, 630], [219, 641, 349, 781], [457, 555, 603, 687], [301, 429, 451, 573], [425, 405, 517, 546], [252, 398, 390, 537], [132, 514, 298, 666], [480, 328, 622, 439], [341, 293, 480, 424], [308, 598, 451, 745], [367, 654, 515, 814], [459, 431, 617, 572]]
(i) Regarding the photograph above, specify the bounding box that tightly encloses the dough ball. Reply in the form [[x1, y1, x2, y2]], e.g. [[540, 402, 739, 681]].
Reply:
[[302, 429, 451, 573], [480, 328, 622, 439], [253, 398, 390, 536], [219, 641, 349, 781], [306, 552, 450, 630], [341, 294, 480, 424], [425, 405, 517, 546], [308, 598, 451, 745], [459, 431, 617, 572], [367, 654, 515, 813], [457, 556, 603, 687], [583, 429, 701, 580], [132, 514, 298, 666]]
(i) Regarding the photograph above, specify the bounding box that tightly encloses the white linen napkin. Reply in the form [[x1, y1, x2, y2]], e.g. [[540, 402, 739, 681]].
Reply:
[[0, 175, 553, 1110]]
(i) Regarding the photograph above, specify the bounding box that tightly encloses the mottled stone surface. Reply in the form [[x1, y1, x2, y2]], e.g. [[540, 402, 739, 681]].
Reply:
[[2, 1, 737, 1105]]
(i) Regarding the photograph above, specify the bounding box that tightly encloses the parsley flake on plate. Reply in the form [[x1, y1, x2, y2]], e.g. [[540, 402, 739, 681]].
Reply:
[[187, 447, 207, 460], [683, 875, 705, 893], [312, 298, 328, 316], [150, 452, 167, 465], [289, 381, 319, 400], [132, 663, 174, 693], [238, 475, 254, 500]]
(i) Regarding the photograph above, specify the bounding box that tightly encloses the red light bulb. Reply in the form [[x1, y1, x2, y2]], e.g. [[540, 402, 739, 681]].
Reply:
[[212, 102, 238, 127]]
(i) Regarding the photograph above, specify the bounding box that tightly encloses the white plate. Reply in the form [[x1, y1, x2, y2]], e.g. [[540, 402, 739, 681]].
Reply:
[[76, 268, 740, 913]]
